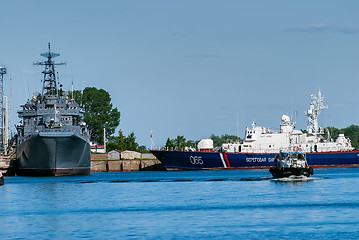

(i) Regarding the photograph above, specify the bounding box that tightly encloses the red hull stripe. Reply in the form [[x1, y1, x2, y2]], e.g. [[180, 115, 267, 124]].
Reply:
[[219, 153, 227, 168], [223, 153, 231, 168]]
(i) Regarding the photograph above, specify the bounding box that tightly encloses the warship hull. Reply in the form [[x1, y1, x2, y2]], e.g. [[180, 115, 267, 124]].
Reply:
[[16, 132, 91, 176], [151, 150, 359, 171]]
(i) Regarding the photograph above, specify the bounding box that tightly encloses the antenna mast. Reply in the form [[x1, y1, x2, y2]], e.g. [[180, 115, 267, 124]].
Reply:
[[306, 89, 328, 134], [8, 78, 12, 138], [0, 66, 6, 154]]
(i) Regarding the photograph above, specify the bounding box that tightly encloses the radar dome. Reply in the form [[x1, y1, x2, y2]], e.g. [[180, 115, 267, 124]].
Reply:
[[281, 115, 290, 123], [198, 139, 213, 150]]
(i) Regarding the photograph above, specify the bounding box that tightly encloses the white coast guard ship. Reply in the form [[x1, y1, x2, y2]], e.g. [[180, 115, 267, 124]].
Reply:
[[151, 90, 359, 170]]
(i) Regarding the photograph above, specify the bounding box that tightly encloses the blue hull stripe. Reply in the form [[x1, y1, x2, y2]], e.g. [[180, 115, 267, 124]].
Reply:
[[151, 150, 359, 170]]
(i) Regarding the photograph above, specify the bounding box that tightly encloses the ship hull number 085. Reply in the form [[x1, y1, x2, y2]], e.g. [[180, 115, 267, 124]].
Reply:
[[190, 156, 203, 164]]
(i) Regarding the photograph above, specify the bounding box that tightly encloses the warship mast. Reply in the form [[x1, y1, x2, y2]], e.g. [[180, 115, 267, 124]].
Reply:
[[306, 89, 328, 135], [33, 43, 66, 102]]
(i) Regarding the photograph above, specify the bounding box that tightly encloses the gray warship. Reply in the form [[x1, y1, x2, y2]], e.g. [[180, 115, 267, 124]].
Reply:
[[15, 44, 91, 176]]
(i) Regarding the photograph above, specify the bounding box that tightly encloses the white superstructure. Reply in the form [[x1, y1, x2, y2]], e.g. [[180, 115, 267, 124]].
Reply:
[[221, 89, 353, 153]]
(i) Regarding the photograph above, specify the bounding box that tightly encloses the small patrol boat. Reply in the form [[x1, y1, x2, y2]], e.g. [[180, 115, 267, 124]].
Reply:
[[269, 146, 314, 178]]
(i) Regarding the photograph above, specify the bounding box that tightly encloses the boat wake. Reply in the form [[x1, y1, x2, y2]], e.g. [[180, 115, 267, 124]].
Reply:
[[77, 177, 273, 184], [271, 175, 319, 182]]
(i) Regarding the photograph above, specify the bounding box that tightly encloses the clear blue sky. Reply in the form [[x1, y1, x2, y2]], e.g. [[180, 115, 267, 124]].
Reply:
[[1, 1, 359, 148]]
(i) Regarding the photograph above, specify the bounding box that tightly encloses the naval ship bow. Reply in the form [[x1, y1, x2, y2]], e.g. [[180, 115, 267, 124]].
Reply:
[[16, 43, 91, 176]]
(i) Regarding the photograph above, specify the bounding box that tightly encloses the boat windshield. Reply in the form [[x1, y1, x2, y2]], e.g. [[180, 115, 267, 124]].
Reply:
[[279, 152, 305, 160]]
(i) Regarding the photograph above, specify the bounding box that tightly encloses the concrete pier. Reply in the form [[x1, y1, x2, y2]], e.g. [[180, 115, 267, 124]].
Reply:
[[90, 153, 166, 172], [0, 154, 165, 174], [90, 159, 166, 172], [0, 157, 16, 175]]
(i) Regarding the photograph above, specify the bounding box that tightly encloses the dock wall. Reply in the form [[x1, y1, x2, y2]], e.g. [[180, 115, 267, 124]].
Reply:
[[91, 159, 166, 172], [0, 155, 165, 175], [90, 153, 165, 172]]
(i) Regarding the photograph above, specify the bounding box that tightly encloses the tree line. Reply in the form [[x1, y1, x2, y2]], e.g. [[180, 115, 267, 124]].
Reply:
[[327, 125, 359, 149], [107, 130, 147, 153], [165, 134, 242, 150]]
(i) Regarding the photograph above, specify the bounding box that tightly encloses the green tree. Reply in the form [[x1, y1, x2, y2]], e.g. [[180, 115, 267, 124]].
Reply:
[[343, 125, 359, 148], [175, 135, 186, 149], [210, 134, 242, 147], [137, 145, 149, 153], [125, 132, 139, 151], [165, 138, 175, 149], [106, 142, 118, 152], [115, 130, 127, 151], [73, 87, 121, 143], [326, 127, 340, 140], [106, 130, 144, 152], [186, 140, 198, 148]]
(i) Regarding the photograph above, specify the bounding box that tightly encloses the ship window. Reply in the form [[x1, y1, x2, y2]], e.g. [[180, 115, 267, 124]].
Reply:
[[44, 107, 48, 110], [39, 107, 43, 110], [61, 107, 64, 109]]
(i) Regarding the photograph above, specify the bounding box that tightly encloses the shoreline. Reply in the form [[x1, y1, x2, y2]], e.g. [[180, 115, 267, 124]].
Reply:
[[0, 155, 165, 175]]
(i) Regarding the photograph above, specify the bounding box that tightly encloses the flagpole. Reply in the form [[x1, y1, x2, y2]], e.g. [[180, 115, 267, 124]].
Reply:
[[150, 130, 154, 150]]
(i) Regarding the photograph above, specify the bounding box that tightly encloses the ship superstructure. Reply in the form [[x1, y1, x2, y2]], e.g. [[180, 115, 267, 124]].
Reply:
[[222, 90, 353, 154], [16, 44, 91, 176]]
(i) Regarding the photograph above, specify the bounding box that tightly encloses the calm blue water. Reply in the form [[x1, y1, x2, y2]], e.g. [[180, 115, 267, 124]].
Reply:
[[1, 168, 359, 239]]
